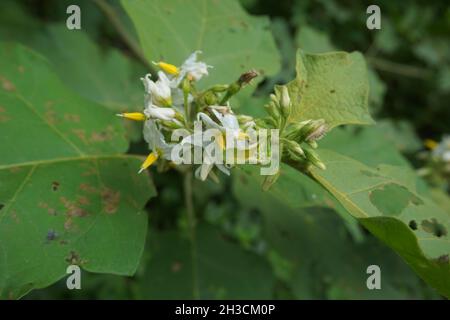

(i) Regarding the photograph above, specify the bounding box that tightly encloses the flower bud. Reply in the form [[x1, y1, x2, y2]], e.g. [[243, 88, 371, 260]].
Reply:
[[237, 114, 254, 125], [307, 140, 318, 149], [284, 140, 305, 158], [159, 120, 184, 129], [280, 86, 291, 118], [203, 91, 218, 105], [306, 120, 327, 141], [264, 101, 280, 120], [304, 148, 326, 170], [211, 84, 229, 92]]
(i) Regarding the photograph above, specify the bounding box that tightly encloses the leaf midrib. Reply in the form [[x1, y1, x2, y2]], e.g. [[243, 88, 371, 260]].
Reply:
[[0, 153, 144, 170]]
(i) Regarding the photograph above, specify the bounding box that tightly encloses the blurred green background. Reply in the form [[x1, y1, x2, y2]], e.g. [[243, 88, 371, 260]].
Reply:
[[1, 0, 449, 299]]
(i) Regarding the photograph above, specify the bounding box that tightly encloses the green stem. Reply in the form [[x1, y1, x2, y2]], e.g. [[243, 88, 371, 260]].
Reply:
[[184, 90, 190, 126], [183, 169, 199, 299]]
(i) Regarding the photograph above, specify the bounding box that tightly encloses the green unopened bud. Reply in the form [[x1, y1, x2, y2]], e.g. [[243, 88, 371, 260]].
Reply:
[[174, 112, 185, 123], [284, 140, 305, 158], [160, 120, 183, 129], [287, 149, 304, 162], [211, 84, 229, 92], [305, 120, 327, 141], [280, 86, 291, 118], [237, 114, 254, 125], [307, 140, 318, 149], [304, 148, 326, 170], [265, 101, 280, 120], [182, 78, 190, 94], [270, 94, 279, 107], [228, 82, 241, 95], [284, 120, 311, 141], [255, 118, 269, 128], [203, 91, 218, 105]]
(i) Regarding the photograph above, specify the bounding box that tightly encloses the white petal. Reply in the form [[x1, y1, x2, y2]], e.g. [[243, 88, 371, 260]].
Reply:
[[216, 164, 230, 176], [197, 112, 222, 130]]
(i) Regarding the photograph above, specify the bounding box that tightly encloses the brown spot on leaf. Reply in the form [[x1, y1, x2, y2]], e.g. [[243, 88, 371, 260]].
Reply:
[[17, 65, 25, 73], [39, 202, 57, 215], [11, 210, 20, 223], [0, 106, 9, 122], [77, 196, 90, 206], [64, 113, 80, 123], [79, 183, 98, 194], [60, 197, 88, 217], [0, 75, 15, 92], [101, 188, 120, 214], [44, 105, 57, 125], [90, 126, 115, 143], [9, 167, 22, 173], [65, 251, 80, 265], [72, 129, 88, 144], [64, 218, 73, 230]]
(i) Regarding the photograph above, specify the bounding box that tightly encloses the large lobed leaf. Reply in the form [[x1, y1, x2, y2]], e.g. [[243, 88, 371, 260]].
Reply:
[[287, 50, 374, 128], [121, 0, 281, 88], [0, 43, 154, 299], [233, 167, 436, 299], [309, 150, 450, 297]]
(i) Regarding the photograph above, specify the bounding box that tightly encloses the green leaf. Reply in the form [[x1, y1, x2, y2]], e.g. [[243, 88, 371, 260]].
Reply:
[[0, 43, 154, 299], [233, 170, 435, 299], [287, 50, 374, 128], [134, 224, 274, 299], [319, 126, 410, 167], [309, 149, 450, 297], [31, 24, 144, 112], [122, 0, 280, 87], [296, 24, 335, 54]]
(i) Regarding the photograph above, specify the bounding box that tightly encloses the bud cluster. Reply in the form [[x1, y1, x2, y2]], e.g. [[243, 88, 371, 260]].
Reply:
[[263, 86, 328, 173]]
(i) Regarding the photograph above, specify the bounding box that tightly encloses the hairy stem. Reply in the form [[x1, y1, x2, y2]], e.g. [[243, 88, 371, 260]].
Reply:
[[183, 169, 199, 299]]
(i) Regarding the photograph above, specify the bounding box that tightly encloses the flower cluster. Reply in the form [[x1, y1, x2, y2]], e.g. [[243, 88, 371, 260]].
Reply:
[[117, 51, 328, 186]]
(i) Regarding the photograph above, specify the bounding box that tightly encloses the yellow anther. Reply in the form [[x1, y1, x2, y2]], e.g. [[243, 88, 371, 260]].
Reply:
[[153, 61, 179, 75], [217, 133, 225, 150], [139, 152, 159, 173], [116, 112, 146, 121], [237, 131, 248, 140], [424, 139, 438, 150]]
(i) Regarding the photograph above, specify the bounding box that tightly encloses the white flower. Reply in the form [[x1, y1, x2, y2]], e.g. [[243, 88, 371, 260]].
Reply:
[[179, 50, 211, 82], [144, 103, 176, 121], [171, 87, 193, 114], [139, 120, 175, 173], [141, 72, 172, 107], [198, 108, 251, 149]]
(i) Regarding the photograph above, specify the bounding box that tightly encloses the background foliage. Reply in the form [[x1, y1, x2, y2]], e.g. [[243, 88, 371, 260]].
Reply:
[[0, 0, 448, 299]]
